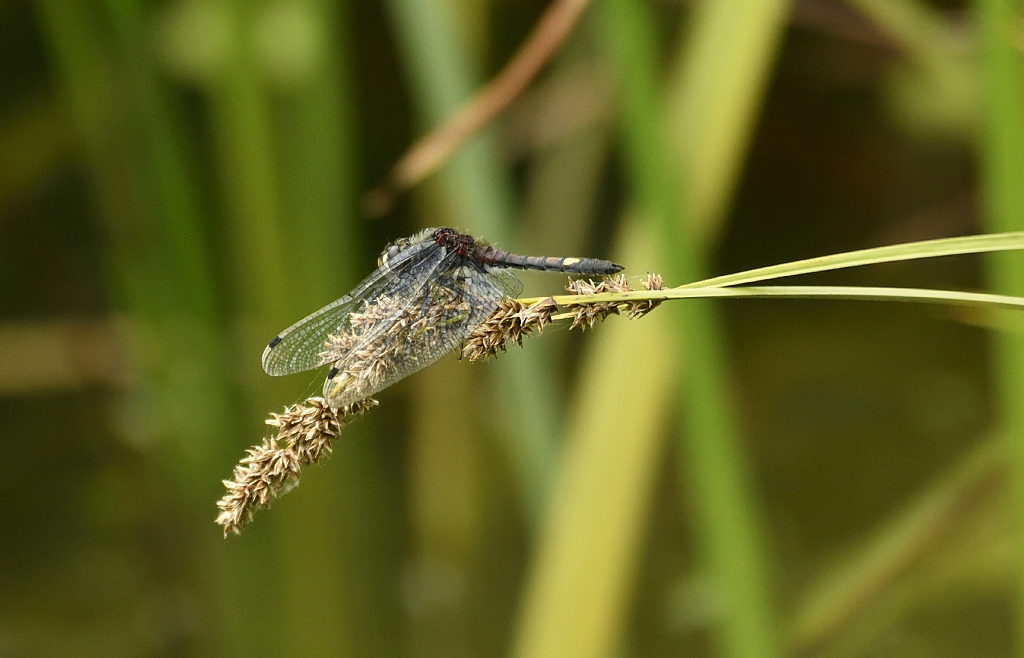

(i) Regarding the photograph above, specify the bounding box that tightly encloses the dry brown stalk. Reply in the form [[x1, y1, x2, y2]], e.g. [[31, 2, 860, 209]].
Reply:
[[215, 397, 377, 536], [363, 0, 594, 216]]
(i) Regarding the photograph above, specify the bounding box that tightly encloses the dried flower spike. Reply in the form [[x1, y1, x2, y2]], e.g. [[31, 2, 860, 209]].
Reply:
[[562, 272, 666, 326], [627, 272, 664, 319], [462, 296, 558, 362], [215, 397, 377, 537], [565, 274, 632, 329]]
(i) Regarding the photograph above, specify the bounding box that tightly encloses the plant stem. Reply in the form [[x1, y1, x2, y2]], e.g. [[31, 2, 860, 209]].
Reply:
[[384, 0, 561, 529], [539, 285, 1024, 312], [598, 0, 782, 655], [977, 0, 1024, 651]]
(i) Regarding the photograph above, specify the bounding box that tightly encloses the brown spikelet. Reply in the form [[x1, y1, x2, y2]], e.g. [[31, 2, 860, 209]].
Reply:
[[627, 272, 664, 319], [462, 296, 557, 361], [215, 397, 377, 537], [565, 274, 631, 329], [564, 272, 665, 327]]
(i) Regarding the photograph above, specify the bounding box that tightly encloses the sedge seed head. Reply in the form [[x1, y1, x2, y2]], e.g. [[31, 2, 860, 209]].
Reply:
[[462, 297, 557, 362], [215, 397, 377, 536]]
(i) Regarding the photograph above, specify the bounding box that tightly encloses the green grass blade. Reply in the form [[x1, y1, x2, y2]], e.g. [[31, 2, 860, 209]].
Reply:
[[664, 0, 792, 240], [789, 437, 1005, 654], [510, 225, 677, 658], [384, 0, 560, 528], [202, 2, 293, 654], [207, 2, 288, 320], [598, 0, 784, 656], [101, 0, 232, 462], [684, 232, 1024, 288], [260, 1, 399, 655], [34, 1, 255, 653], [513, 0, 789, 651], [976, 0, 1024, 651], [545, 285, 1024, 311]]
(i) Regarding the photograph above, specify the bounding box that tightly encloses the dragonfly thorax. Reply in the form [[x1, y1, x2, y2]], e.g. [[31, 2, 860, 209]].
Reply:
[[432, 227, 479, 257]]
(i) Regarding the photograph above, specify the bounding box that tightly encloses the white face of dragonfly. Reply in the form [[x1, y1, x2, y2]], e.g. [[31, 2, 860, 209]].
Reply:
[[377, 244, 403, 268], [377, 228, 439, 269]]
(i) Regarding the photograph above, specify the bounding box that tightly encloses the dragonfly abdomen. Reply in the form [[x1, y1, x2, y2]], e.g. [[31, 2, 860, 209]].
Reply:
[[478, 247, 623, 275]]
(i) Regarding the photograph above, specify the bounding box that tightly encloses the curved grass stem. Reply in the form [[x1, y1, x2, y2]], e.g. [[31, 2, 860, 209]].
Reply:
[[531, 285, 1024, 314], [687, 232, 1024, 288]]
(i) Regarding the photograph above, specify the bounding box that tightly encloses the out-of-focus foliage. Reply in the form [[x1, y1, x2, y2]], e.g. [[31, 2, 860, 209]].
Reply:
[[1, 0, 1022, 656]]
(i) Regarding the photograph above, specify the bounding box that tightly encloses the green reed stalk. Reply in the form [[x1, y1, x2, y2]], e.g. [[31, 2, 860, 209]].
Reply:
[[664, 0, 792, 244], [202, 1, 294, 654], [547, 285, 1024, 312], [35, 0, 255, 652], [687, 232, 1024, 288], [383, 0, 560, 527], [598, 0, 781, 656], [511, 220, 681, 658], [101, 0, 234, 468], [382, 2, 560, 652], [977, 0, 1024, 652], [790, 438, 1006, 654], [266, 1, 397, 655], [511, 0, 790, 652]]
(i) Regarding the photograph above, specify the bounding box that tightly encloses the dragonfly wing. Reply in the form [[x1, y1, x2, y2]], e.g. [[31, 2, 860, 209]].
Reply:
[[261, 239, 445, 376], [489, 268, 523, 298], [323, 259, 510, 407], [261, 294, 362, 376]]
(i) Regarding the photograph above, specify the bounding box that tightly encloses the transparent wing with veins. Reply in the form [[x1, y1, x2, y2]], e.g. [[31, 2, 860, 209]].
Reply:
[[260, 238, 445, 377], [321, 260, 519, 408]]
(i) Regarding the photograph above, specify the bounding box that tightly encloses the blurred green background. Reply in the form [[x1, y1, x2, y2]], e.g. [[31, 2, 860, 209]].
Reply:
[[2, 0, 1024, 656]]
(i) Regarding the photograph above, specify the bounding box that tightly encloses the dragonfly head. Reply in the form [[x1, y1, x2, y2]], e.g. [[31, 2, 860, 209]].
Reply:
[[379, 227, 444, 268], [378, 244, 403, 268]]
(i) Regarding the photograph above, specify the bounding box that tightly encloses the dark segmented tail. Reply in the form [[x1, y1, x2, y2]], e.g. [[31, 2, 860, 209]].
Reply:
[[478, 247, 623, 275]]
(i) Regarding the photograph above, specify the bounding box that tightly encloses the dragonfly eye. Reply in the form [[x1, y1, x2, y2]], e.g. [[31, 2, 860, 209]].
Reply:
[[379, 244, 403, 268]]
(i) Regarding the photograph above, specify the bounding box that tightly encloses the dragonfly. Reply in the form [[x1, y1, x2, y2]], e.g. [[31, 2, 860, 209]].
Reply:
[[262, 227, 623, 408]]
